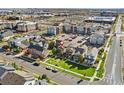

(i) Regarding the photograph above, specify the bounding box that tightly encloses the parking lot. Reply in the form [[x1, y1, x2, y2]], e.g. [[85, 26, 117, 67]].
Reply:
[[57, 33, 98, 56], [57, 33, 89, 48], [0, 52, 90, 85]]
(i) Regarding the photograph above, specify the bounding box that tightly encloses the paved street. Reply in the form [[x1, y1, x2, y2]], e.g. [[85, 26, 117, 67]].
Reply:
[[0, 52, 89, 85], [92, 15, 123, 85]]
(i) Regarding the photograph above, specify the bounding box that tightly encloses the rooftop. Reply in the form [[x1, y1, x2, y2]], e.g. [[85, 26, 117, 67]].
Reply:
[[86, 16, 116, 22]]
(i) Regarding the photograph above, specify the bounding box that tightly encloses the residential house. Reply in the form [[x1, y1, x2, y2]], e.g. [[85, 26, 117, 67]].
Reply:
[[0, 66, 40, 85], [71, 47, 84, 62], [27, 43, 48, 59], [63, 47, 74, 59], [72, 52, 81, 62], [84, 53, 95, 66], [0, 30, 14, 41], [12, 35, 35, 47], [10, 35, 49, 59], [0, 66, 15, 79]]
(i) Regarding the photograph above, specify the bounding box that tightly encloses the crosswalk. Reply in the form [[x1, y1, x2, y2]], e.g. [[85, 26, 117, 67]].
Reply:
[[103, 74, 122, 85]]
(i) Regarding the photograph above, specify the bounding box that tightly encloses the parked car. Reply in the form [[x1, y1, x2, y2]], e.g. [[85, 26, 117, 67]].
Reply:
[[52, 69, 58, 73], [6, 52, 11, 55], [120, 40, 122, 44], [77, 40, 82, 43], [33, 63, 40, 66], [46, 66, 52, 70], [77, 79, 83, 84]]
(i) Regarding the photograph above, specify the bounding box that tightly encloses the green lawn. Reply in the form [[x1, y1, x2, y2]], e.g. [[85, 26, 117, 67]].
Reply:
[[46, 58, 95, 77], [96, 61, 105, 78]]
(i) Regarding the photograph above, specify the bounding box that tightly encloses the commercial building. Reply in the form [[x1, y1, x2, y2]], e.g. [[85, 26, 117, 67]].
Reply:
[[100, 11, 118, 17], [85, 16, 116, 24]]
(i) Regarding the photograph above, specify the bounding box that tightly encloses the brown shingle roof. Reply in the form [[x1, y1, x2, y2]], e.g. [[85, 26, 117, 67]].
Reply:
[[0, 70, 34, 85]]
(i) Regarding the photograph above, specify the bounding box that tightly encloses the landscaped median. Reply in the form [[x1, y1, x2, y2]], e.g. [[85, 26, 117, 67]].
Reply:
[[96, 61, 104, 78], [41, 58, 96, 80], [107, 37, 112, 47], [96, 52, 107, 79], [121, 14, 124, 32], [33, 73, 58, 85], [112, 15, 119, 32]]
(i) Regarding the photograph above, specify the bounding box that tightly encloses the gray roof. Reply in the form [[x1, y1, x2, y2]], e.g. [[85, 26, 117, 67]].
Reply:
[[0, 68, 34, 85], [75, 47, 84, 54], [0, 66, 15, 78], [0, 30, 14, 38]]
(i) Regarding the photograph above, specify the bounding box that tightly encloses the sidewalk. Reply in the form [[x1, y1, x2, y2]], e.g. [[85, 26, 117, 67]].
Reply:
[[90, 35, 112, 82]]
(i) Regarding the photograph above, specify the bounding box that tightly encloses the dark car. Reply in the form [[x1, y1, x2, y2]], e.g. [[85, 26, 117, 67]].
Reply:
[[69, 39, 72, 41], [46, 66, 52, 70], [52, 69, 58, 73], [6, 52, 11, 55], [77, 79, 83, 84], [120, 40, 122, 43], [77, 40, 82, 43], [33, 63, 40, 66]]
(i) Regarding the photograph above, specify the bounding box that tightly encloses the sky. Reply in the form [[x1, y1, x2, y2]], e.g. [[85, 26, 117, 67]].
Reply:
[[0, 0, 124, 8]]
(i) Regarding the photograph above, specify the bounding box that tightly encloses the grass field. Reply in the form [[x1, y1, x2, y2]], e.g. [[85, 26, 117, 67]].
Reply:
[[46, 58, 96, 77]]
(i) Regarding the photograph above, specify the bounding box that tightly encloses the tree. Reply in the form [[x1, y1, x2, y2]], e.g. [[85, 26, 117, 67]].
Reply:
[[78, 54, 84, 63], [41, 74, 47, 80], [49, 41, 55, 50], [2, 45, 9, 51], [14, 47, 21, 53], [12, 63, 18, 70], [52, 48, 57, 55], [56, 47, 64, 57], [98, 48, 104, 56], [33, 73, 41, 80], [65, 48, 73, 58], [96, 56, 100, 63]]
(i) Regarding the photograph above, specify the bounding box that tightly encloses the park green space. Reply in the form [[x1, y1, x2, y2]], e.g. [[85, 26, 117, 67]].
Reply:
[[45, 58, 96, 77]]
